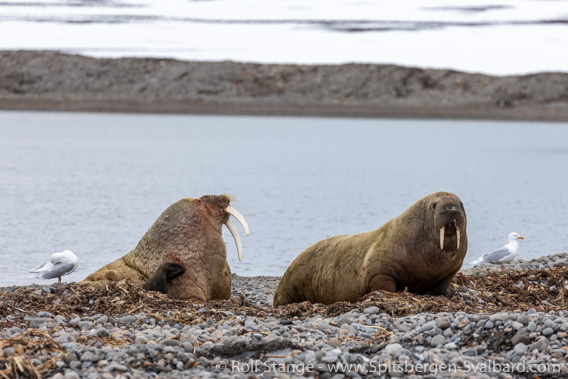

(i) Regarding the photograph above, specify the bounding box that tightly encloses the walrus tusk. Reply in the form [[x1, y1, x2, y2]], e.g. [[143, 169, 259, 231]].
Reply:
[[440, 226, 445, 250], [456, 226, 461, 250], [225, 206, 250, 236], [225, 219, 244, 261], [224, 206, 250, 261]]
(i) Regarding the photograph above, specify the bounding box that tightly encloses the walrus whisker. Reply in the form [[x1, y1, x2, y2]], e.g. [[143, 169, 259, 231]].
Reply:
[[440, 226, 445, 250], [225, 206, 250, 236], [225, 219, 244, 261]]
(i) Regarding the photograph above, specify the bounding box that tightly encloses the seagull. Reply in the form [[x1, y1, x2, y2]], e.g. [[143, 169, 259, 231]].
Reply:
[[29, 250, 79, 285], [470, 232, 524, 268]]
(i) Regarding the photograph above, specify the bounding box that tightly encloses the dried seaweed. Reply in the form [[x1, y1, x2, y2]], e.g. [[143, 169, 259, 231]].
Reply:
[[1, 267, 567, 327], [0, 267, 566, 377], [0, 329, 63, 378]]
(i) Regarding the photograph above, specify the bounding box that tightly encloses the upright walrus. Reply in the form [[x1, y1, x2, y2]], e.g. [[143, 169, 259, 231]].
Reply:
[[273, 191, 467, 306], [82, 195, 249, 301]]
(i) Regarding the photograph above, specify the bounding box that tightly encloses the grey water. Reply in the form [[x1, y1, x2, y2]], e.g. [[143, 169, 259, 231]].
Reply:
[[1, 111, 567, 287]]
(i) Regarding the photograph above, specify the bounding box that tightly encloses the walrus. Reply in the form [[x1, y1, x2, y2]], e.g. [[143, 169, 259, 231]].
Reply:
[[273, 191, 467, 306], [142, 263, 186, 294], [82, 194, 249, 301]]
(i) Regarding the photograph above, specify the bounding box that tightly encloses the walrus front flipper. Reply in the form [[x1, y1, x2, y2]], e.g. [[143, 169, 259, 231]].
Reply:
[[273, 289, 304, 307], [143, 263, 186, 294], [431, 274, 457, 297], [368, 274, 397, 293], [81, 257, 143, 284]]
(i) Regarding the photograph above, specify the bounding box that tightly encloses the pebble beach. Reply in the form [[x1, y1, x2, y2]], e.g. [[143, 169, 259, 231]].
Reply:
[[1, 253, 567, 378]]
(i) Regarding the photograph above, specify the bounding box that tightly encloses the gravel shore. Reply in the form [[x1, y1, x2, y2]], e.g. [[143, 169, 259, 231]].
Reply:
[[2, 50, 568, 121], [1, 253, 567, 378]]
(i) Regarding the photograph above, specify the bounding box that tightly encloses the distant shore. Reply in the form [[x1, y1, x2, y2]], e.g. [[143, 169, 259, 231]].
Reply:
[[2, 50, 568, 121]]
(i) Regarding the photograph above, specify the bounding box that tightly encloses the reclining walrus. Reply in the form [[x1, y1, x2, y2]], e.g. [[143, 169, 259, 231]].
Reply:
[[273, 191, 467, 306], [82, 195, 249, 301]]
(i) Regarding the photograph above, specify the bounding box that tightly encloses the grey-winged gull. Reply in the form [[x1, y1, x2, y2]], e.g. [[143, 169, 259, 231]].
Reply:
[[470, 232, 524, 268], [29, 249, 78, 285]]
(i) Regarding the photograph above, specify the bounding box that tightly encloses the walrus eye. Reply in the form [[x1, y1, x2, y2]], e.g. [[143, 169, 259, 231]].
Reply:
[[432, 202, 437, 210]]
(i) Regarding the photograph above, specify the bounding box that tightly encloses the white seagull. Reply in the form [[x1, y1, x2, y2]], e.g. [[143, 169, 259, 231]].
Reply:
[[470, 232, 524, 268], [29, 250, 79, 285]]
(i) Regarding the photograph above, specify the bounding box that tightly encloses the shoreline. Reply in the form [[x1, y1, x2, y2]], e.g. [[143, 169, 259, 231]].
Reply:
[[2, 50, 568, 121], [2, 97, 568, 122], [1, 253, 567, 378]]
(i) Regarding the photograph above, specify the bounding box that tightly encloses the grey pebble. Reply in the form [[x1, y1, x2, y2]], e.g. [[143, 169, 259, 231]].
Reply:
[[161, 339, 180, 347], [511, 334, 531, 346], [3, 347, 16, 357], [321, 355, 338, 363], [384, 343, 403, 354], [437, 317, 451, 329], [512, 321, 523, 330], [119, 315, 136, 323], [24, 317, 47, 329], [444, 342, 457, 350], [513, 343, 528, 353], [106, 363, 129, 372], [69, 361, 81, 370], [363, 306, 380, 315], [64, 370, 80, 379], [517, 315, 529, 325], [430, 335, 445, 347], [541, 327, 554, 336], [529, 337, 549, 352], [420, 321, 436, 333], [77, 321, 93, 329]]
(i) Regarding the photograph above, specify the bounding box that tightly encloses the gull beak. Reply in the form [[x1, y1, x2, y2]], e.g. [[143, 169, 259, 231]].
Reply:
[[518, 236, 524, 240], [224, 206, 250, 261]]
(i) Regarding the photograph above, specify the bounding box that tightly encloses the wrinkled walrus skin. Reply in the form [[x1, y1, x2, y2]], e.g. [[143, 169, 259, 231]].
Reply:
[[82, 195, 249, 301], [273, 192, 467, 306]]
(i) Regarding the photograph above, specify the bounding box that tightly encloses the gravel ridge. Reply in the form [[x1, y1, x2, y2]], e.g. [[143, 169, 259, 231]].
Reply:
[[1, 50, 568, 121]]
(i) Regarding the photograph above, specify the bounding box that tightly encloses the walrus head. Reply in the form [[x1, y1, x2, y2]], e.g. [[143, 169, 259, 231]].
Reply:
[[429, 194, 466, 252], [199, 194, 250, 261]]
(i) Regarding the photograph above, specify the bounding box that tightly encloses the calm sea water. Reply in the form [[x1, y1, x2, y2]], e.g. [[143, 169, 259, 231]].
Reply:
[[1, 111, 567, 287], [1, 0, 568, 75]]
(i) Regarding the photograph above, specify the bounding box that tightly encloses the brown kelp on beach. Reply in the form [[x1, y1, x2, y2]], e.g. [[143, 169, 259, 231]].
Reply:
[[1, 266, 566, 328], [1, 258, 567, 378]]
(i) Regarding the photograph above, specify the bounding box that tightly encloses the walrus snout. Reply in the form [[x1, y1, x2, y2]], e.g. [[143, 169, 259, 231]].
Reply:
[[435, 201, 466, 251], [200, 195, 250, 261]]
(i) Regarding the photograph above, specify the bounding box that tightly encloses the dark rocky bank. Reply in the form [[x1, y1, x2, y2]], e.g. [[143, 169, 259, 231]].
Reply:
[[1, 50, 568, 121]]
